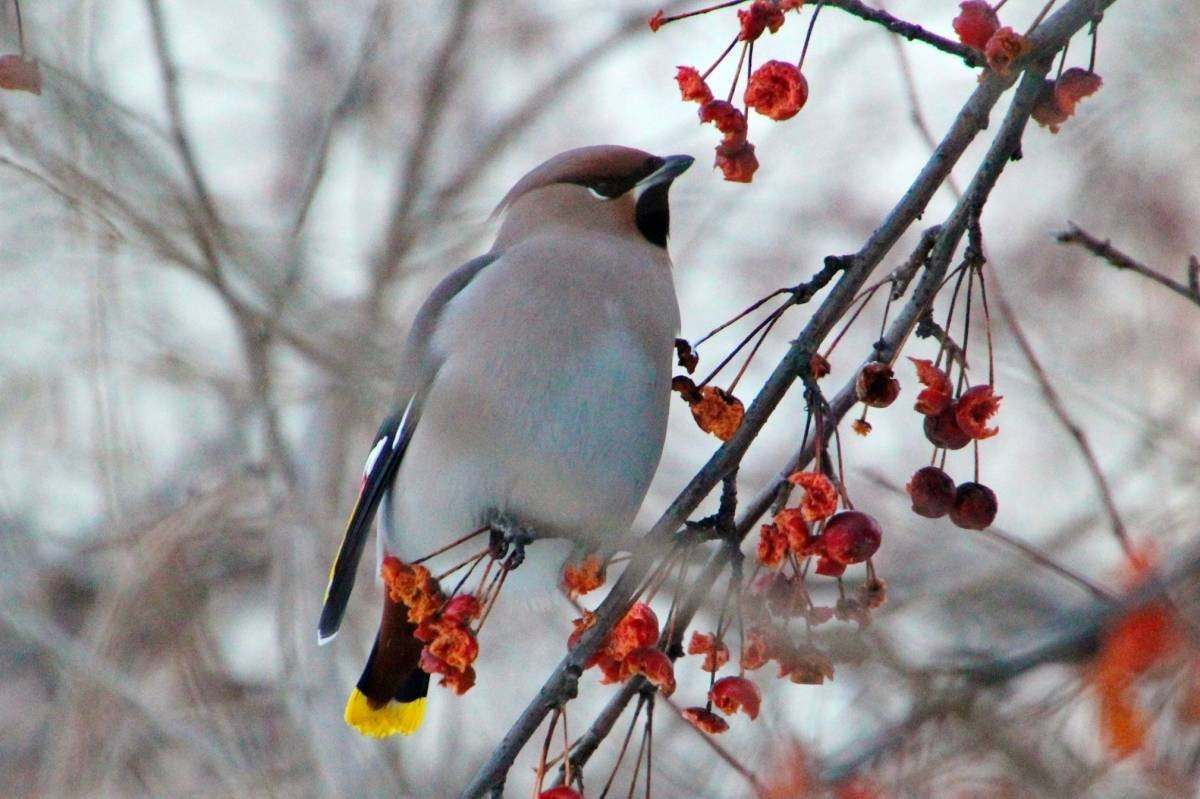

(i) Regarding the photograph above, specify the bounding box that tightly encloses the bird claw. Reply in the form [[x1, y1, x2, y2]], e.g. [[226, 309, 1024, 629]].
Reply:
[[486, 512, 535, 570]]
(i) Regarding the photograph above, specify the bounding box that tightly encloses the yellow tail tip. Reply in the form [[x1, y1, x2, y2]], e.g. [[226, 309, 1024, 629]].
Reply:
[[344, 689, 426, 738]]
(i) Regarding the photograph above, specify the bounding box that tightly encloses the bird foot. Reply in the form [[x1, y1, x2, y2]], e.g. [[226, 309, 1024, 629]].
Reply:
[[486, 512, 535, 570]]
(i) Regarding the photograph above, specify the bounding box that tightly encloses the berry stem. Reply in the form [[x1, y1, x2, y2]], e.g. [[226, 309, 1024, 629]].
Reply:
[[600, 696, 646, 799], [797, 0, 826, 70], [1024, 0, 1058, 36], [727, 304, 784, 393], [977, 266, 995, 386], [13, 0, 25, 55], [411, 524, 490, 565], [726, 41, 750, 103], [696, 302, 789, 389], [1087, 14, 1101, 72], [701, 35, 740, 81], [822, 283, 881, 359], [692, 288, 792, 349], [934, 265, 971, 371], [533, 707, 562, 797], [1055, 40, 1070, 79], [655, 0, 750, 28]]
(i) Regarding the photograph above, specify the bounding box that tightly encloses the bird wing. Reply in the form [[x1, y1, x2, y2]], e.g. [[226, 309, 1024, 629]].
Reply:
[[316, 252, 499, 645]]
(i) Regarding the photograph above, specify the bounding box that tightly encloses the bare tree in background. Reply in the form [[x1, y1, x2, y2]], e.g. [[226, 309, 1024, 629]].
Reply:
[[1, 1, 1198, 798]]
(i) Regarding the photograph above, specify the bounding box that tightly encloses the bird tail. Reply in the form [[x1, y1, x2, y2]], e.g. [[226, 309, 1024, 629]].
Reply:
[[344, 589, 430, 738]]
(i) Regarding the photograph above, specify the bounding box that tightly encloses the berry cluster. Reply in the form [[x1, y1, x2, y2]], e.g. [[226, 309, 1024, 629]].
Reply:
[[652, 0, 813, 182]]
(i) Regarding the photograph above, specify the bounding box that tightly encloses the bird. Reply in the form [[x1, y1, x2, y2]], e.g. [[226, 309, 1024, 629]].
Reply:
[[317, 145, 694, 738]]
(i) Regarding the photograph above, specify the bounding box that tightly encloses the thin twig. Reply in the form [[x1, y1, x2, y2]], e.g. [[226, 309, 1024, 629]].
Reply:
[[1056, 223, 1200, 307], [988, 271, 1134, 556]]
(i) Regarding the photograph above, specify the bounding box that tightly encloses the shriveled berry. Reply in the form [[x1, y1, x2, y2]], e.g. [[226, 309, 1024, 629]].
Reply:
[[924, 406, 971, 450], [952, 1, 1000, 51], [821, 511, 882, 565], [906, 466, 956, 518], [855, 362, 900, 408], [815, 556, 846, 577], [949, 482, 997, 530]]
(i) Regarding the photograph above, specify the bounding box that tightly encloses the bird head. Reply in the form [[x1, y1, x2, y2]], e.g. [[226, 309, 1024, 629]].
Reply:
[[492, 145, 694, 249]]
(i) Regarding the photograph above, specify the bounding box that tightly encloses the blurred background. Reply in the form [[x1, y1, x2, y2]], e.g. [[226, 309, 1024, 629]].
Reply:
[[1, 1, 1197, 797]]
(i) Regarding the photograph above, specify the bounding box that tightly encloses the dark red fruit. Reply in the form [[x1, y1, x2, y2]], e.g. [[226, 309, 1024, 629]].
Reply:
[[924, 406, 971, 450], [815, 557, 846, 577], [906, 466, 956, 518], [952, 0, 1000, 51], [855, 362, 901, 408], [949, 482, 998, 530], [821, 511, 882, 565]]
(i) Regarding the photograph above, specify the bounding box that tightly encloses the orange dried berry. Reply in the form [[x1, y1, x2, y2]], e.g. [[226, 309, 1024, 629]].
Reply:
[[737, 1, 786, 41], [744, 60, 809, 121], [1054, 67, 1103, 116], [682, 706, 730, 734], [562, 553, 606, 598], [0, 54, 42, 95], [714, 139, 759, 183], [909, 357, 953, 416], [821, 511, 882, 565], [984, 27, 1028, 75], [855, 361, 900, 408], [688, 630, 731, 673], [428, 625, 479, 671], [952, 0, 1000, 51], [648, 10, 665, 32], [851, 419, 872, 436], [954, 384, 1002, 439], [609, 602, 660, 660], [675, 338, 699, 373], [710, 676, 762, 720], [698, 100, 749, 141], [774, 507, 819, 556], [786, 471, 839, 522], [858, 576, 888, 609], [675, 66, 714, 104], [625, 646, 677, 695], [757, 522, 788, 568], [741, 626, 771, 671], [689, 385, 745, 440]]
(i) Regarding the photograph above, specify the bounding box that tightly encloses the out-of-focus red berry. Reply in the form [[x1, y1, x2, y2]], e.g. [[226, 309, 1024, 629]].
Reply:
[[906, 466, 956, 518], [757, 522, 788, 568], [952, 1, 1000, 51], [949, 481, 998, 529], [744, 60, 808, 121], [955, 384, 1002, 439], [984, 27, 1028, 75], [539, 788, 583, 799], [821, 511, 882, 565], [687, 630, 731, 673], [710, 676, 762, 720], [924, 406, 972, 450], [855, 362, 901, 408], [1054, 67, 1104, 116], [682, 706, 730, 733], [815, 556, 846, 577], [0, 54, 41, 95]]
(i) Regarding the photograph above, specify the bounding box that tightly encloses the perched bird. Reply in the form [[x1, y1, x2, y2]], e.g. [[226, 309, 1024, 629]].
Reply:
[[318, 145, 693, 737]]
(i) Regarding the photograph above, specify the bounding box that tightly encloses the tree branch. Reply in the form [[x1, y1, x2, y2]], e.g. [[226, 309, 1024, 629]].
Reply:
[[1056, 222, 1200, 307]]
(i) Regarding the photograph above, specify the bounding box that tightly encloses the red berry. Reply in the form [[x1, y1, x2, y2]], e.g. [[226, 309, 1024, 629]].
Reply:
[[815, 556, 846, 577], [952, 1, 1000, 52], [906, 466, 956, 518], [949, 482, 997, 530], [821, 511, 882, 565], [924, 406, 971, 450], [855, 362, 901, 408]]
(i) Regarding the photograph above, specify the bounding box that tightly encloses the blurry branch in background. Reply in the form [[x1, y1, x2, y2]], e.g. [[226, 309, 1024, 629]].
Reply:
[[1056, 222, 1200, 307], [463, 0, 1122, 795], [989, 274, 1133, 555], [821, 541, 1200, 783]]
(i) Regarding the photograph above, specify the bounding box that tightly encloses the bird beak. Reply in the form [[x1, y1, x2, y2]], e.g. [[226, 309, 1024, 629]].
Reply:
[[637, 154, 695, 190]]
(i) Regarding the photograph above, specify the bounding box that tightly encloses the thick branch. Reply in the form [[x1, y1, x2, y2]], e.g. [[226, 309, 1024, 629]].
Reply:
[[825, 0, 985, 67]]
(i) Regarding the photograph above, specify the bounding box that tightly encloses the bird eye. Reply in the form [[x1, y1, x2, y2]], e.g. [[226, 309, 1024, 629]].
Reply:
[[588, 186, 614, 200], [588, 180, 623, 200]]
